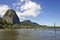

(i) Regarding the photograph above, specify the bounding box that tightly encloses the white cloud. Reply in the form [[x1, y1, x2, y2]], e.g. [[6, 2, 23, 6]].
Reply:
[[19, 0, 25, 2], [12, 0, 42, 21], [0, 5, 9, 17], [13, 0, 42, 17], [16, 11, 26, 21], [0, 0, 42, 21], [20, 1, 41, 17], [19, 0, 30, 2]]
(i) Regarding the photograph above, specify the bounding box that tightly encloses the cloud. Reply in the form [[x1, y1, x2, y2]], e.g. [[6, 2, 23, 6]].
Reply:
[[13, 0, 42, 17], [0, 0, 42, 21], [16, 11, 26, 21], [20, 1, 41, 17], [0, 5, 9, 17], [12, 0, 42, 21], [19, 0, 25, 2]]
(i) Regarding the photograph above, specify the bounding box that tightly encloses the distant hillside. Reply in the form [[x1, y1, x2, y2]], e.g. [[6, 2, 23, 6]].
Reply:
[[21, 20, 41, 27]]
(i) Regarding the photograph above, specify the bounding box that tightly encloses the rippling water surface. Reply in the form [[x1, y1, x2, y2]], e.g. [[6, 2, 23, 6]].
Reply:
[[0, 28, 60, 40]]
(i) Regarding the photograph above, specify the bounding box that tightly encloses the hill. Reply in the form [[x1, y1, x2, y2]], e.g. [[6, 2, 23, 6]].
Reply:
[[21, 20, 41, 27]]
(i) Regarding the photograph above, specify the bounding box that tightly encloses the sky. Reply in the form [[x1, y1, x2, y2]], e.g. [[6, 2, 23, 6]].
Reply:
[[0, 0, 60, 26]]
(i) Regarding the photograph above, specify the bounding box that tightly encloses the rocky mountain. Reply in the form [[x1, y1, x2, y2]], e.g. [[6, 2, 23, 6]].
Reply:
[[3, 9, 20, 24]]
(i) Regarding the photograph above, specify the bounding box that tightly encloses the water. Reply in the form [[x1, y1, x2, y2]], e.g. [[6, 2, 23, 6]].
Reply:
[[0, 28, 60, 40]]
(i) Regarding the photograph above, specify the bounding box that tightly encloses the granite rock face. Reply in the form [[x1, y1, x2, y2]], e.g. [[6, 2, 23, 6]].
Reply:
[[3, 9, 20, 24]]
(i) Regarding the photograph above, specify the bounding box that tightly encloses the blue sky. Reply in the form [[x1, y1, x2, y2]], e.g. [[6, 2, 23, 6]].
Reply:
[[0, 0, 60, 26]]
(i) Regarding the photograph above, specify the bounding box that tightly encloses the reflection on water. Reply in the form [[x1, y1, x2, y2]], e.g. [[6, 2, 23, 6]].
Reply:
[[0, 28, 60, 40]]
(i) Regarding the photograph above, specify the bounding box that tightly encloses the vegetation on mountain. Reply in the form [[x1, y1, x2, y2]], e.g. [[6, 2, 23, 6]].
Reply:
[[21, 20, 41, 27], [0, 17, 43, 29]]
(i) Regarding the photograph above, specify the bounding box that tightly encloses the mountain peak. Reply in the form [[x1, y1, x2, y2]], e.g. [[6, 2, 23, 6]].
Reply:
[[3, 9, 20, 24]]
